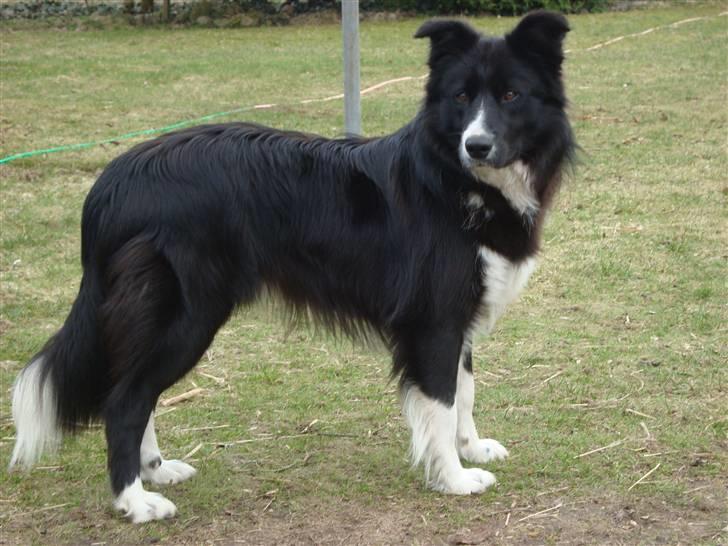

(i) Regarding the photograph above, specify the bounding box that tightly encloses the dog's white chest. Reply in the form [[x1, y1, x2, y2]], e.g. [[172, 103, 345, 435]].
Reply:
[[477, 247, 536, 335]]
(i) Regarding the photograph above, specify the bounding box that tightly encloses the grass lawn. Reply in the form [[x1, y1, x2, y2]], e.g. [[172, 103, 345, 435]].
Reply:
[[1, 3, 726, 544]]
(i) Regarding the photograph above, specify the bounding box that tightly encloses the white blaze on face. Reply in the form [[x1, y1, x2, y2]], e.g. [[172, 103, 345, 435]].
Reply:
[[458, 104, 492, 167]]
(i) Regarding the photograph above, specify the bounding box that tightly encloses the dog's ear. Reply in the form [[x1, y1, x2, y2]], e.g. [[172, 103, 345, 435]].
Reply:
[[415, 20, 480, 67], [506, 11, 569, 73]]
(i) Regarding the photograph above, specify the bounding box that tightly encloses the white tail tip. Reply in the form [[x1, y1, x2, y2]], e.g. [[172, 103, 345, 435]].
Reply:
[[9, 357, 61, 470]]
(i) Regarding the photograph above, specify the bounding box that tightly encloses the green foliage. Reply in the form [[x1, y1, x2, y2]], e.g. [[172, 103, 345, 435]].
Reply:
[[342, 0, 609, 15], [213, 0, 612, 16], [189, 0, 215, 18], [140, 0, 155, 13]]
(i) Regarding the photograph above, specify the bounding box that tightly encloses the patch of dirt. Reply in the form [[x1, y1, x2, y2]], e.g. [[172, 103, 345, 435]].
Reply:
[[2, 481, 727, 545], [153, 485, 727, 545]]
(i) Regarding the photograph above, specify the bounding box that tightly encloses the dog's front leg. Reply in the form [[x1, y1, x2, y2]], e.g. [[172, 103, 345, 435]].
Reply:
[[398, 329, 496, 494], [455, 346, 509, 464]]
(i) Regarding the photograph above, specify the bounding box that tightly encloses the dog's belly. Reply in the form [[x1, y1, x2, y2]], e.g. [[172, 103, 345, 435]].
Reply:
[[477, 247, 537, 335]]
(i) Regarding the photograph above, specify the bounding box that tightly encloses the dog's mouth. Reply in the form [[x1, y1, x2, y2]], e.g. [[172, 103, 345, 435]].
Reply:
[[471, 158, 506, 169], [462, 155, 513, 172]]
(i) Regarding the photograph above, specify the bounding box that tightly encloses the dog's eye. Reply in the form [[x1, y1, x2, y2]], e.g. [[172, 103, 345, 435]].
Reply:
[[454, 91, 469, 105], [502, 90, 519, 103]]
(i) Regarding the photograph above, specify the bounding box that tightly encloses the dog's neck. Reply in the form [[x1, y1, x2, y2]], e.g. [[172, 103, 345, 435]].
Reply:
[[469, 161, 538, 219]]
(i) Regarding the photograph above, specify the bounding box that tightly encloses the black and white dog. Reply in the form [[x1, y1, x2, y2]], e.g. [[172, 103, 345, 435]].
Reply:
[[10, 12, 574, 523]]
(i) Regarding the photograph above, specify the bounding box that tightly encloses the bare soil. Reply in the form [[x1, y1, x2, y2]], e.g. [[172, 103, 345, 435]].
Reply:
[[4, 482, 725, 545]]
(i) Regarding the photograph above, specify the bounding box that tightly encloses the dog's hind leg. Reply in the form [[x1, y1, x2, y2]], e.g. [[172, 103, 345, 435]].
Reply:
[[139, 412, 197, 486], [398, 328, 497, 495], [106, 391, 173, 523], [455, 346, 509, 464], [100, 237, 235, 523]]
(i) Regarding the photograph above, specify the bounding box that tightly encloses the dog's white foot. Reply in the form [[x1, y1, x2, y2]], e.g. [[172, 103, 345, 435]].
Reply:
[[433, 467, 497, 495], [459, 438, 509, 464], [141, 459, 197, 486], [114, 478, 178, 523]]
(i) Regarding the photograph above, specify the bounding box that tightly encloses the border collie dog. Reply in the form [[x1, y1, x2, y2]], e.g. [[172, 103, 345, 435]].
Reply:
[[10, 12, 574, 523]]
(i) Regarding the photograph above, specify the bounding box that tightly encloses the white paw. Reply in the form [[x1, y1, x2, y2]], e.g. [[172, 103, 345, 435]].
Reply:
[[433, 467, 497, 495], [141, 459, 197, 486], [459, 438, 509, 464], [114, 478, 178, 523]]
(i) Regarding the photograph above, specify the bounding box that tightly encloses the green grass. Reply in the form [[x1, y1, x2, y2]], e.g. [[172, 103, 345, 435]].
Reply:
[[1, 4, 727, 544]]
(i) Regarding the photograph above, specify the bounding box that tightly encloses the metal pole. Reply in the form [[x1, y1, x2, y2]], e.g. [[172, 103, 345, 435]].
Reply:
[[342, 0, 361, 135]]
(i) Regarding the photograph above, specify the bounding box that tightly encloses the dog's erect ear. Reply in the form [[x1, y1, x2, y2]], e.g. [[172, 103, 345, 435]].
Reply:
[[415, 20, 480, 67], [506, 11, 569, 73]]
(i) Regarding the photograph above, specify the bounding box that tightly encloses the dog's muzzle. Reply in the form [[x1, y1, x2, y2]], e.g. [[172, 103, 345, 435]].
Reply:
[[464, 135, 493, 161]]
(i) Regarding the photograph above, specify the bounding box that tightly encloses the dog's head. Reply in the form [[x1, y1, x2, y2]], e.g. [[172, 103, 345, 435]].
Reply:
[[416, 12, 570, 174]]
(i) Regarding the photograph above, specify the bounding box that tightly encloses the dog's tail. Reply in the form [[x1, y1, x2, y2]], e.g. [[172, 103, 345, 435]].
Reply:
[[9, 269, 106, 470]]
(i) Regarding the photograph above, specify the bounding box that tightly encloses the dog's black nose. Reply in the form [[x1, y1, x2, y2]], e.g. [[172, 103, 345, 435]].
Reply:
[[465, 136, 492, 160]]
